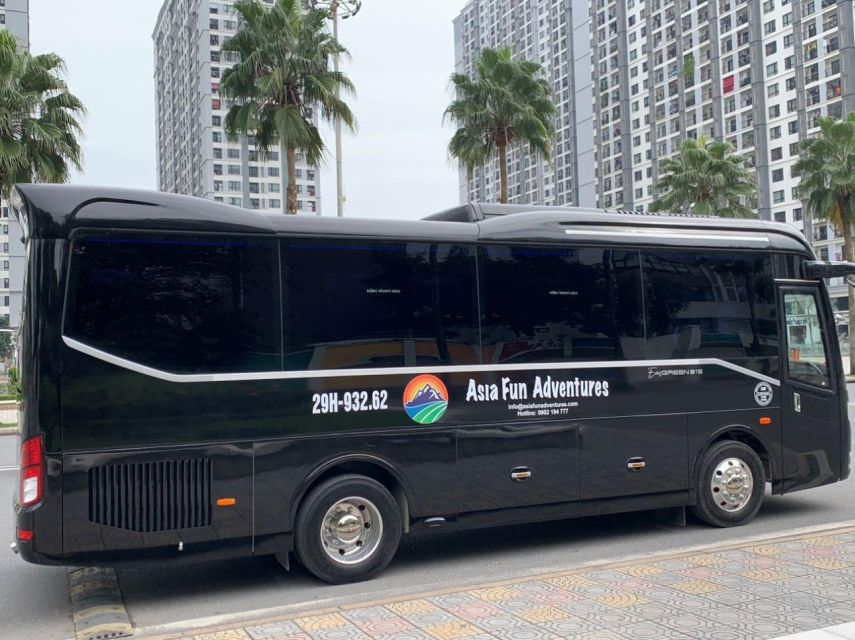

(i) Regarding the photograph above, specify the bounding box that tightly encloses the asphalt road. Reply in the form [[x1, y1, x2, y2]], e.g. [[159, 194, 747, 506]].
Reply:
[[2, 393, 855, 639]]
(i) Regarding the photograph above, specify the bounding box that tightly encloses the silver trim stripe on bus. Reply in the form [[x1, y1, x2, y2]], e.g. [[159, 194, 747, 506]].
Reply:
[[62, 336, 781, 386], [564, 229, 770, 244]]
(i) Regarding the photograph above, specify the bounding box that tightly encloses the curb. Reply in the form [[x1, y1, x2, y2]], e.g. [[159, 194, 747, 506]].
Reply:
[[0, 428, 18, 437], [132, 520, 855, 640]]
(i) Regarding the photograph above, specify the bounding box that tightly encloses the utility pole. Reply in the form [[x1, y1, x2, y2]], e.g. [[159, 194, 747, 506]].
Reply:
[[315, 0, 361, 217]]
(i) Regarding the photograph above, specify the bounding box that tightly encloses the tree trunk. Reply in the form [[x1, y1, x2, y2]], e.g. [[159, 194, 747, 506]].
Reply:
[[498, 143, 508, 204], [286, 145, 298, 215], [844, 216, 855, 376]]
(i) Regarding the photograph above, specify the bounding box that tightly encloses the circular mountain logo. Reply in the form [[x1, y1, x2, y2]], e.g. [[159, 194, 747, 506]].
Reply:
[[403, 375, 449, 424]]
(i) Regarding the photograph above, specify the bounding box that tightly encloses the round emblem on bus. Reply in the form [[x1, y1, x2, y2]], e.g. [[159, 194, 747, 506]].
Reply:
[[754, 382, 773, 407], [403, 375, 449, 424]]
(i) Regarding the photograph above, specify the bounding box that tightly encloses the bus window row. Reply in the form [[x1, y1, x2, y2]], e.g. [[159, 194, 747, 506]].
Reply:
[[64, 235, 780, 374]]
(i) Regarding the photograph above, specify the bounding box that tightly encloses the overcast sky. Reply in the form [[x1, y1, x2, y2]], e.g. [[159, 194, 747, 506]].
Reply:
[[30, 1, 464, 219]]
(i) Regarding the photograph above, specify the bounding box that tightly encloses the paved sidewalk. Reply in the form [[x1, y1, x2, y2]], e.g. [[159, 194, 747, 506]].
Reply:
[[148, 525, 855, 640]]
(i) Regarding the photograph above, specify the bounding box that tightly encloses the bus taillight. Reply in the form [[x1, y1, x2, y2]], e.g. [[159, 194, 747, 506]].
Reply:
[[19, 435, 45, 508]]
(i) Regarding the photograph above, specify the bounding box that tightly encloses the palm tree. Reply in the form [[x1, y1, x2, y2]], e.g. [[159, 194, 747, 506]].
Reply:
[[650, 136, 756, 217], [221, 0, 356, 215], [794, 113, 855, 374], [444, 47, 556, 204], [0, 30, 85, 200]]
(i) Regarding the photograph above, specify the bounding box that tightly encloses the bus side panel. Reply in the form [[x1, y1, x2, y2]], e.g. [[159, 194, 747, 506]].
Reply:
[[60, 443, 253, 563], [253, 429, 457, 539]]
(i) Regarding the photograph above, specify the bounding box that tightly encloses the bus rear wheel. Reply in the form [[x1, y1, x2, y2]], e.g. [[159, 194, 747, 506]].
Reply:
[[691, 441, 764, 527], [294, 474, 402, 584]]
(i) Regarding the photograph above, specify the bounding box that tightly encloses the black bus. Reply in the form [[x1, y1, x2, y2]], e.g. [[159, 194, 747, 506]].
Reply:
[[10, 185, 851, 584]]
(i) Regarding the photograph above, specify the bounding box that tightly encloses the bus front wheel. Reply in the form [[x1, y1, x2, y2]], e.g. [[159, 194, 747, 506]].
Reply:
[[294, 474, 402, 584], [691, 441, 765, 527]]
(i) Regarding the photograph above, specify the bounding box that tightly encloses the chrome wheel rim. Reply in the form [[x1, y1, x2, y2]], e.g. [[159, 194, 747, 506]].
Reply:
[[710, 457, 754, 512], [320, 496, 383, 565]]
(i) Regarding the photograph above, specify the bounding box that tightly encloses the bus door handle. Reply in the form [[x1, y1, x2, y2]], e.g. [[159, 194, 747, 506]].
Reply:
[[794, 392, 801, 413], [510, 467, 532, 481], [627, 457, 646, 471]]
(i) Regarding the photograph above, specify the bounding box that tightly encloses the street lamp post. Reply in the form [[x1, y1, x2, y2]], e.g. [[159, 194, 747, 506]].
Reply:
[[315, 0, 361, 217]]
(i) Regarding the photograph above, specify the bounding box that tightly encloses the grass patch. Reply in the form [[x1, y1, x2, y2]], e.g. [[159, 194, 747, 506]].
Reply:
[[0, 423, 17, 430]]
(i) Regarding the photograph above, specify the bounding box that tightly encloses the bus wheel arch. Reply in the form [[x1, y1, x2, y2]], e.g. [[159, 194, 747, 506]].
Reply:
[[695, 427, 775, 487], [290, 456, 413, 534]]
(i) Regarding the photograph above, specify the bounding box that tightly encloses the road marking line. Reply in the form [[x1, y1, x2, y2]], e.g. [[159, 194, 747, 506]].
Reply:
[[0, 466, 17, 472], [131, 519, 855, 639]]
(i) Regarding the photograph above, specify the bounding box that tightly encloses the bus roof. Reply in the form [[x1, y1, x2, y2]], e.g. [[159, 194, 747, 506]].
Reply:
[[13, 184, 813, 254]]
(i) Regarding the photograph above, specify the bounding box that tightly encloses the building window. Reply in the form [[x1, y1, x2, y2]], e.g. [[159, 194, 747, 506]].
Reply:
[[772, 168, 784, 182]]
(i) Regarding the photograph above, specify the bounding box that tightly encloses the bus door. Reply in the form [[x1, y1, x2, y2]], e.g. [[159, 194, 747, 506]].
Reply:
[[778, 283, 841, 492]]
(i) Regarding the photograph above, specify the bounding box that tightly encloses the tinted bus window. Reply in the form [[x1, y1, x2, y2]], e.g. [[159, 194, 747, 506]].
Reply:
[[643, 251, 778, 361], [65, 235, 280, 373], [281, 239, 478, 370], [479, 246, 644, 363]]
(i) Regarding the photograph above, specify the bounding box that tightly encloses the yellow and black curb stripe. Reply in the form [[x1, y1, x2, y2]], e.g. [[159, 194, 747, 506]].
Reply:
[[67, 567, 133, 640]]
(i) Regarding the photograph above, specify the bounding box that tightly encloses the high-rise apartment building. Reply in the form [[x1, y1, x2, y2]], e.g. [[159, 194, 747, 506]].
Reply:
[[455, 0, 855, 312], [2, 0, 29, 331], [153, 0, 321, 214], [453, 0, 598, 207], [590, 0, 852, 309]]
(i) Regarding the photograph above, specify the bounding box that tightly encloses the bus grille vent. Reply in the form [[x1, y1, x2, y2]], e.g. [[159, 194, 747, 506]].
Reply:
[[88, 458, 212, 532]]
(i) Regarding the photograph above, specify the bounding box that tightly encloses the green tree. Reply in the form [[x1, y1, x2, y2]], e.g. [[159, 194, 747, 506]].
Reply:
[[444, 47, 556, 204], [794, 113, 855, 374], [221, 0, 356, 214], [650, 135, 756, 217], [0, 30, 85, 200]]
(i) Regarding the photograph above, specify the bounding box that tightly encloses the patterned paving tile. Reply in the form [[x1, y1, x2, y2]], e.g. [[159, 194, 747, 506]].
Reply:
[[514, 606, 568, 624], [475, 626, 560, 640], [684, 553, 728, 566], [342, 606, 399, 624], [194, 631, 252, 640], [350, 616, 427, 640], [577, 608, 641, 629], [544, 573, 595, 590], [658, 613, 732, 635], [294, 614, 350, 633], [422, 620, 483, 640], [618, 564, 665, 578], [311, 628, 372, 640], [800, 557, 855, 570], [536, 615, 599, 636], [596, 592, 649, 608], [611, 620, 693, 639], [669, 579, 725, 594], [387, 600, 438, 616], [443, 602, 506, 622], [737, 568, 792, 582], [246, 621, 305, 640], [801, 536, 845, 547], [745, 545, 789, 557], [407, 611, 464, 629], [470, 586, 519, 602]]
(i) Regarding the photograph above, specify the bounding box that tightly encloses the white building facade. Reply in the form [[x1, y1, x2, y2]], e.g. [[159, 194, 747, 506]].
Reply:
[[453, 0, 598, 208], [591, 0, 854, 310], [2, 0, 29, 330], [153, 0, 321, 214], [455, 0, 855, 312]]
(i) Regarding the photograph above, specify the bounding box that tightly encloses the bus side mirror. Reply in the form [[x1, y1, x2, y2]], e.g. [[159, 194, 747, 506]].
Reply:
[[805, 261, 855, 284]]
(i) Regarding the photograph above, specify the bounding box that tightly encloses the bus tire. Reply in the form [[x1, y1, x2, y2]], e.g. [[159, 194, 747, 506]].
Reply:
[[294, 474, 401, 584], [691, 440, 765, 527]]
